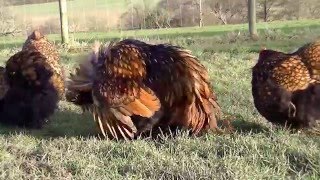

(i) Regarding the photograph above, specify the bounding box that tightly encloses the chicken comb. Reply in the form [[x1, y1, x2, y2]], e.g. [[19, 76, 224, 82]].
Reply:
[[29, 30, 44, 41]]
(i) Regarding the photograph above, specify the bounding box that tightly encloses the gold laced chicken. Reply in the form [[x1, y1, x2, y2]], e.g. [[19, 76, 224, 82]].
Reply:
[[0, 50, 59, 128], [252, 40, 320, 134], [66, 39, 222, 140], [0, 66, 8, 112], [0, 66, 8, 100], [22, 30, 65, 99]]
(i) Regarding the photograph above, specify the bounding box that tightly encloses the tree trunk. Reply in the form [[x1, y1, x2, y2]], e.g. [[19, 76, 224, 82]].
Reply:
[[248, 0, 258, 39], [263, 0, 267, 22], [58, 0, 69, 45], [179, 4, 183, 27]]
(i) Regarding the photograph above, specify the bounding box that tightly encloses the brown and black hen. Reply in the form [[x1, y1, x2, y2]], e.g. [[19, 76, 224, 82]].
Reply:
[[0, 66, 8, 112], [0, 66, 8, 100], [252, 40, 320, 134], [22, 30, 65, 99], [66, 39, 222, 140], [0, 50, 59, 128]]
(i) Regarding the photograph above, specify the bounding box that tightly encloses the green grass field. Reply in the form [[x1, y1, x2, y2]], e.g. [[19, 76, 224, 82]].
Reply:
[[0, 19, 320, 179], [7, 0, 161, 36], [9, 0, 158, 16], [0, 19, 319, 51]]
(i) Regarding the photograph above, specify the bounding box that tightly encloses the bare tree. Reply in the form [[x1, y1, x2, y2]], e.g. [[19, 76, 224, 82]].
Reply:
[[0, 0, 21, 36], [303, 0, 320, 18], [208, 0, 247, 25], [257, 0, 276, 22], [121, 0, 320, 29], [274, 0, 300, 20], [121, 0, 173, 30]]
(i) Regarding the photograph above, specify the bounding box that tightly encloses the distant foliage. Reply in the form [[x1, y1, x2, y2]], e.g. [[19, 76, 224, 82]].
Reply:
[[257, 0, 320, 22], [3, 0, 320, 33], [0, 0, 21, 36], [121, 0, 320, 30]]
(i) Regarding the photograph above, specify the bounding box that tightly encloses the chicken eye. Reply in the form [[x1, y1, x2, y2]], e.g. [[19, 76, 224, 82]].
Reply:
[[10, 71, 16, 75]]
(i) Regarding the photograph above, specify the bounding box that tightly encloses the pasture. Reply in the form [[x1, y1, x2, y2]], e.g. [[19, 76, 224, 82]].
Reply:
[[9, 0, 159, 16], [5, 0, 161, 34], [0, 19, 319, 179]]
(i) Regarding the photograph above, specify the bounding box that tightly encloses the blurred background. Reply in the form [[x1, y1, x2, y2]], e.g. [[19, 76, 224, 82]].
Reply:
[[0, 0, 319, 35]]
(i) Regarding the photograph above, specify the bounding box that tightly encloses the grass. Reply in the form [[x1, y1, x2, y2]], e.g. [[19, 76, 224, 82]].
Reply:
[[6, 0, 161, 37], [0, 19, 320, 179], [0, 19, 319, 50], [9, 0, 159, 16]]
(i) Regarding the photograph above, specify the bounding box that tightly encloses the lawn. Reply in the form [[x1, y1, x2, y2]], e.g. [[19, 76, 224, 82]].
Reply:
[[0, 20, 319, 179]]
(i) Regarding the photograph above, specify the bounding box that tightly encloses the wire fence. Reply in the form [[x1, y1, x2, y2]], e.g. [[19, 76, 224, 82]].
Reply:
[[0, 0, 319, 49], [4, 0, 320, 33]]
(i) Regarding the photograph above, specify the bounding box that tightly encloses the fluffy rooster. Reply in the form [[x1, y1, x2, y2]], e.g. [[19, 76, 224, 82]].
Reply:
[[0, 50, 59, 128], [22, 30, 65, 99], [66, 39, 222, 140], [252, 41, 320, 133]]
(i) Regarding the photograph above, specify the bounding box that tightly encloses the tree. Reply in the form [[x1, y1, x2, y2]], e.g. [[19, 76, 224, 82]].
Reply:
[[257, 0, 276, 22], [0, 0, 21, 36], [208, 0, 247, 25], [306, 0, 320, 18], [248, 0, 258, 39], [275, 0, 300, 20]]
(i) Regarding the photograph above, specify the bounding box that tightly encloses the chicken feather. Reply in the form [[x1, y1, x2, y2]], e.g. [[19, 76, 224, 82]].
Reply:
[[252, 40, 320, 133], [66, 39, 223, 140]]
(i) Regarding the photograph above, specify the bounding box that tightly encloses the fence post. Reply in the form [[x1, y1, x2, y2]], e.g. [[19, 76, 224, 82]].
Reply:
[[248, 0, 258, 39], [58, 0, 69, 45], [199, 0, 203, 27]]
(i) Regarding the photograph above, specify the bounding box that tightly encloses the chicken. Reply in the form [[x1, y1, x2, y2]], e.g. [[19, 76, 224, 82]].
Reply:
[[66, 39, 222, 140], [0, 50, 59, 128], [251, 40, 320, 133], [22, 30, 65, 99], [0, 66, 8, 112], [0, 66, 8, 100]]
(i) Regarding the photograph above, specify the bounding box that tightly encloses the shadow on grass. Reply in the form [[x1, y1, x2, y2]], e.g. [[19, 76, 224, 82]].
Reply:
[[221, 113, 270, 135], [0, 111, 270, 141], [0, 110, 98, 139], [134, 114, 271, 142], [232, 119, 269, 134]]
